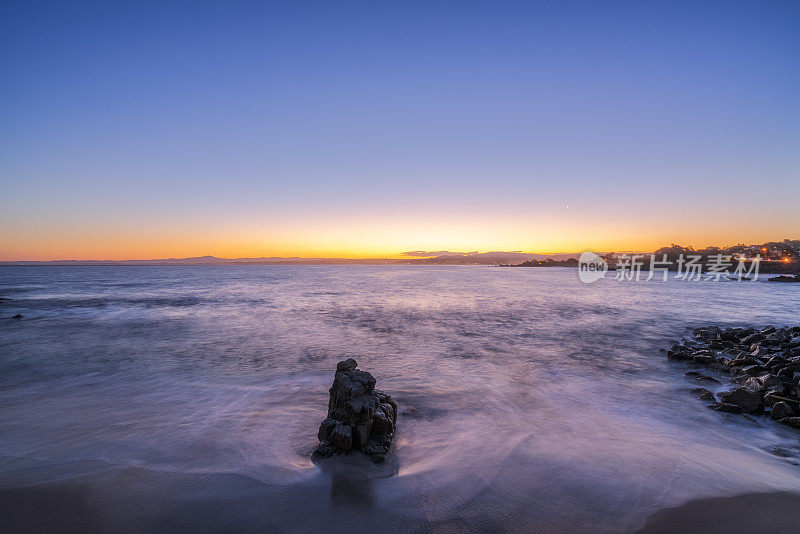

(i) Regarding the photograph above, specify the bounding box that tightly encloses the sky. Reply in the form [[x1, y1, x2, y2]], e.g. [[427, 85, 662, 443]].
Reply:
[[1, 0, 799, 260]]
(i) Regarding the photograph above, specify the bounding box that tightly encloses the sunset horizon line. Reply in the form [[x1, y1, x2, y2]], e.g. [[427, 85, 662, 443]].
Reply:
[[3, 237, 797, 263]]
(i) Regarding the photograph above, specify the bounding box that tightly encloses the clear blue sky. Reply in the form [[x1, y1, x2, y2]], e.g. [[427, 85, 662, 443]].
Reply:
[[1, 1, 798, 259]]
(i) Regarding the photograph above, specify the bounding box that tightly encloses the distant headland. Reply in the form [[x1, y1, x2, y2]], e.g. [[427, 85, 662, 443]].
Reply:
[[0, 252, 576, 266], [506, 239, 800, 276], [1, 240, 797, 270]]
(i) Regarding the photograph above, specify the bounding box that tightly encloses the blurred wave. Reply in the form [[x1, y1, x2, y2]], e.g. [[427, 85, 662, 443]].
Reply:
[[2, 265, 800, 529]]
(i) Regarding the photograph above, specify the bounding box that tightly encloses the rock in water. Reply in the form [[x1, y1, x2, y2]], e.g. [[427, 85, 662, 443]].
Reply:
[[771, 401, 795, 420], [718, 386, 764, 414], [313, 358, 397, 462], [767, 275, 800, 283]]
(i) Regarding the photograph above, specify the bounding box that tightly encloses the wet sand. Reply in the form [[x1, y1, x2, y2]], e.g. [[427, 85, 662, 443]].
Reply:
[[3, 462, 800, 533], [0, 466, 397, 533], [0, 463, 596, 533], [637, 491, 800, 534], [4, 267, 800, 532]]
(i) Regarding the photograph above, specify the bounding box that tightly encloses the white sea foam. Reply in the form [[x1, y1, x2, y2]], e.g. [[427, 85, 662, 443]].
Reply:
[[1, 265, 800, 530]]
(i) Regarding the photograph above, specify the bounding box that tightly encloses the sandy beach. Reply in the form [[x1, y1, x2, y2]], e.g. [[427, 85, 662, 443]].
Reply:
[[637, 492, 800, 534], [3, 267, 800, 533], [4, 461, 800, 533]]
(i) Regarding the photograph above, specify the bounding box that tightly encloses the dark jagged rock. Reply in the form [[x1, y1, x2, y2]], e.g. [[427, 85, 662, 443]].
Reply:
[[767, 275, 800, 283], [741, 364, 766, 377], [711, 402, 743, 414], [765, 392, 800, 408], [313, 359, 396, 463], [771, 402, 795, 420], [743, 373, 782, 393], [691, 387, 715, 401], [685, 371, 720, 383], [668, 325, 800, 432], [667, 345, 692, 360], [765, 355, 787, 369], [718, 387, 764, 413], [741, 332, 763, 345], [781, 417, 800, 428]]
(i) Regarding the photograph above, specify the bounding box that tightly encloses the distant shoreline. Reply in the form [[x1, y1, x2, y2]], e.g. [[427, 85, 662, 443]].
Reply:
[[1, 263, 797, 277], [0, 263, 548, 269], [2, 240, 797, 269]]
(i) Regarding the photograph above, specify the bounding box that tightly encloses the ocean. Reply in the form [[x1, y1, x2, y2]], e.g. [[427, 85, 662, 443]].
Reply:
[[1, 265, 800, 532]]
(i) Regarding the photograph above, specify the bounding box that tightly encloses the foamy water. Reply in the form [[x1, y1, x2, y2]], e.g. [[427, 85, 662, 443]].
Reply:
[[1, 266, 800, 531]]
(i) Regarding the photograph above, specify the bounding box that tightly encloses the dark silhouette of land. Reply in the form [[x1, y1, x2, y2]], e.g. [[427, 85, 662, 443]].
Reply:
[[1, 240, 797, 271], [0, 251, 581, 266], [509, 239, 800, 275]]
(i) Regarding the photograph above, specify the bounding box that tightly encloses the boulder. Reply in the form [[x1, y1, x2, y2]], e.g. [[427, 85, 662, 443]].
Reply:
[[692, 354, 716, 365], [767, 275, 800, 283], [741, 365, 766, 377], [691, 387, 715, 401], [764, 392, 800, 408], [766, 331, 790, 345], [780, 417, 800, 428], [313, 359, 396, 462], [741, 332, 763, 345], [685, 371, 720, 383], [667, 345, 692, 360], [718, 387, 764, 413], [728, 357, 756, 368], [743, 373, 782, 392], [765, 356, 787, 369], [668, 327, 800, 425], [711, 402, 743, 414], [337, 358, 358, 371], [765, 383, 789, 397], [694, 327, 721, 340], [771, 402, 795, 420], [776, 363, 800, 377]]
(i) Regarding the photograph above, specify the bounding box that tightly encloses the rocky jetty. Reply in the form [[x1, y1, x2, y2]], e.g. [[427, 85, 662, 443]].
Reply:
[[313, 358, 397, 462], [767, 275, 800, 283], [668, 326, 800, 425]]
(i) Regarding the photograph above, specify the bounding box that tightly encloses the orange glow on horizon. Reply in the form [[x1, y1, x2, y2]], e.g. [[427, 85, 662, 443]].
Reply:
[[2, 230, 797, 262], [1, 205, 796, 262]]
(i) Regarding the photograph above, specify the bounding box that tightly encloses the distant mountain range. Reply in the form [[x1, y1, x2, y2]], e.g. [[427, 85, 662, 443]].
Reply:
[[0, 252, 583, 266], [3, 241, 796, 267]]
